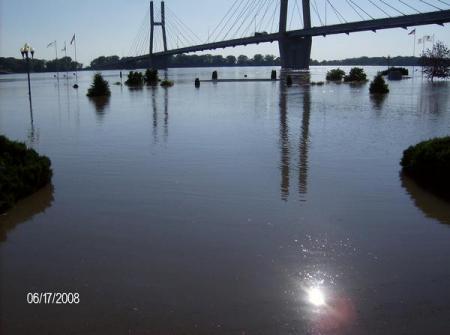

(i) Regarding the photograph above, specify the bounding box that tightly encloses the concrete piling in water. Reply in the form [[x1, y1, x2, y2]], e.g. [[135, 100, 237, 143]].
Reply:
[[271, 70, 277, 80], [286, 75, 293, 87], [195, 78, 200, 88]]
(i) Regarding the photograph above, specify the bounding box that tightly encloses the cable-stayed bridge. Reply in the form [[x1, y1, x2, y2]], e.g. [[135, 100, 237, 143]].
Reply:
[[126, 0, 450, 69]]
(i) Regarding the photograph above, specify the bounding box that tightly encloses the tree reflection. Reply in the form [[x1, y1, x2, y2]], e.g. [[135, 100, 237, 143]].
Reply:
[[401, 173, 450, 225], [89, 96, 110, 119], [0, 184, 54, 242]]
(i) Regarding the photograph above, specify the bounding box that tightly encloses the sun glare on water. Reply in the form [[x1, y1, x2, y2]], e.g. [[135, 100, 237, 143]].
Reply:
[[307, 287, 326, 307]]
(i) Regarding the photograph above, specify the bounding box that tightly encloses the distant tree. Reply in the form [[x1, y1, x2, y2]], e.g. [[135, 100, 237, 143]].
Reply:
[[252, 54, 264, 66], [264, 54, 275, 64], [226, 55, 236, 65], [420, 41, 450, 81], [237, 55, 249, 65]]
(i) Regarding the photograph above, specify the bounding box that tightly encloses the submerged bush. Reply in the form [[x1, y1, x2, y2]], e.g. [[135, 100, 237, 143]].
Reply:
[[344, 67, 367, 82], [145, 68, 159, 85], [87, 73, 111, 97], [125, 71, 144, 86], [212, 70, 218, 80], [160, 79, 174, 87], [326, 68, 345, 81], [380, 67, 409, 76], [401, 136, 450, 196], [0, 135, 53, 213], [369, 74, 389, 94]]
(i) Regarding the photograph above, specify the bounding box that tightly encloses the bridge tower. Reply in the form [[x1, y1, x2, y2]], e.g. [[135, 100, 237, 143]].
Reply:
[[149, 1, 169, 68], [279, 0, 312, 70]]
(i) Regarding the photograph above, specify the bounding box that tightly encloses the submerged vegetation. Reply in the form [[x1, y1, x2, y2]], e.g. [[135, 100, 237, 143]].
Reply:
[[401, 136, 450, 196], [145, 69, 159, 85], [380, 67, 409, 76], [369, 74, 390, 94], [87, 73, 111, 97], [326, 68, 345, 81], [160, 79, 174, 87], [344, 67, 368, 82], [125, 71, 145, 86], [0, 135, 52, 214]]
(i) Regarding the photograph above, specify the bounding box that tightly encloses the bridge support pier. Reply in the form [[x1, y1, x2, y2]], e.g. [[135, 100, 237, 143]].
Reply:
[[149, 55, 169, 69], [278, 36, 312, 70]]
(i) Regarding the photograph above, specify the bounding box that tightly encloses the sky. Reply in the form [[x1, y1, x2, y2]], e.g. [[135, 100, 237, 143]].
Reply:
[[1, 0, 449, 66]]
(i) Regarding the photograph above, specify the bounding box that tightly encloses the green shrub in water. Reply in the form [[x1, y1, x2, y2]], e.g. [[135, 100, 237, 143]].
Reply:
[[212, 71, 218, 80], [344, 67, 367, 82], [326, 68, 345, 81], [380, 67, 409, 76], [160, 79, 174, 87], [87, 73, 111, 97], [125, 71, 144, 86], [369, 74, 389, 94], [145, 68, 159, 85], [401, 136, 450, 196], [0, 135, 53, 213]]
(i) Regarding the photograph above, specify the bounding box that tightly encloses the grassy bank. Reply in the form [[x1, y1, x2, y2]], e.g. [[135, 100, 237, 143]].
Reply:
[[0, 135, 52, 213]]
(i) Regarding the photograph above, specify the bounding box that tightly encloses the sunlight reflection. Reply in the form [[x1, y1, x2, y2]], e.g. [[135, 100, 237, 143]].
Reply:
[[307, 287, 326, 307]]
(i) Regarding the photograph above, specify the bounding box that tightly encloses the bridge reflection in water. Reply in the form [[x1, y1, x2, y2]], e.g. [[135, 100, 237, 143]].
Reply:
[[279, 73, 311, 201]]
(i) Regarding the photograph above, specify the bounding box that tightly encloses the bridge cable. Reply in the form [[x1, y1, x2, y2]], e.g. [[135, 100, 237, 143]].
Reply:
[[234, 0, 262, 38], [166, 8, 202, 43], [419, 0, 443, 10], [211, 0, 248, 41], [345, 0, 366, 20], [241, 0, 271, 37], [378, 0, 405, 15], [222, 0, 257, 40], [311, 0, 324, 25], [367, 0, 391, 17], [326, 0, 347, 23], [437, 0, 450, 7], [349, 0, 375, 19], [397, 0, 421, 14], [295, 0, 304, 27], [207, 0, 241, 42], [270, 0, 280, 33], [220, 0, 253, 40], [257, 0, 276, 32]]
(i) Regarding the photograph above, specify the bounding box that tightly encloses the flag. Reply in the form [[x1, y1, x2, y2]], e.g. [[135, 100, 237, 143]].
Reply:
[[408, 29, 416, 35], [61, 43, 66, 52], [424, 35, 432, 41], [47, 41, 56, 48], [70, 34, 76, 45]]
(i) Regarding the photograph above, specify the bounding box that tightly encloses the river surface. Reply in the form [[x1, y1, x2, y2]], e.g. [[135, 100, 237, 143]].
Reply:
[[1, 66, 450, 334]]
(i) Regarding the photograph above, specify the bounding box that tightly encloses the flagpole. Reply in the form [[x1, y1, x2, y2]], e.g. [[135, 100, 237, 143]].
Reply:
[[73, 36, 78, 83], [55, 41, 59, 81], [413, 32, 416, 76], [64, 41, 68, 79]]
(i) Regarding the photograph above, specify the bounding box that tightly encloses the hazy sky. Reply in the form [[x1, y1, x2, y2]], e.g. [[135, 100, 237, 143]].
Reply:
[[1, 0, 449, 66]]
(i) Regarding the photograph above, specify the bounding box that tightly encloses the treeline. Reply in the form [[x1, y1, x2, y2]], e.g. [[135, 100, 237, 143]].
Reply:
[[311, 56, 421, 66], [1, 54, 423, 74], [88, 54, 281, 70], [0, 56, 82, 74]]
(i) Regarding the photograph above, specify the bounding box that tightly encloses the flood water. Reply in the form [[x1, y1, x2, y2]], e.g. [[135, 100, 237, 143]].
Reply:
[[1, 66, 450, 334]]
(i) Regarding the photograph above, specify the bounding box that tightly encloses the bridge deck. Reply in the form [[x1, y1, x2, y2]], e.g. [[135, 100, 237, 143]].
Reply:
[[134, 9, 450, 61]]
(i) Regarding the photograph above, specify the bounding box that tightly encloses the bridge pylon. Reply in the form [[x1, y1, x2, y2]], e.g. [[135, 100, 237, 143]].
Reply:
[[149, 1, 169, 68], [279, 0, 312, 70]]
